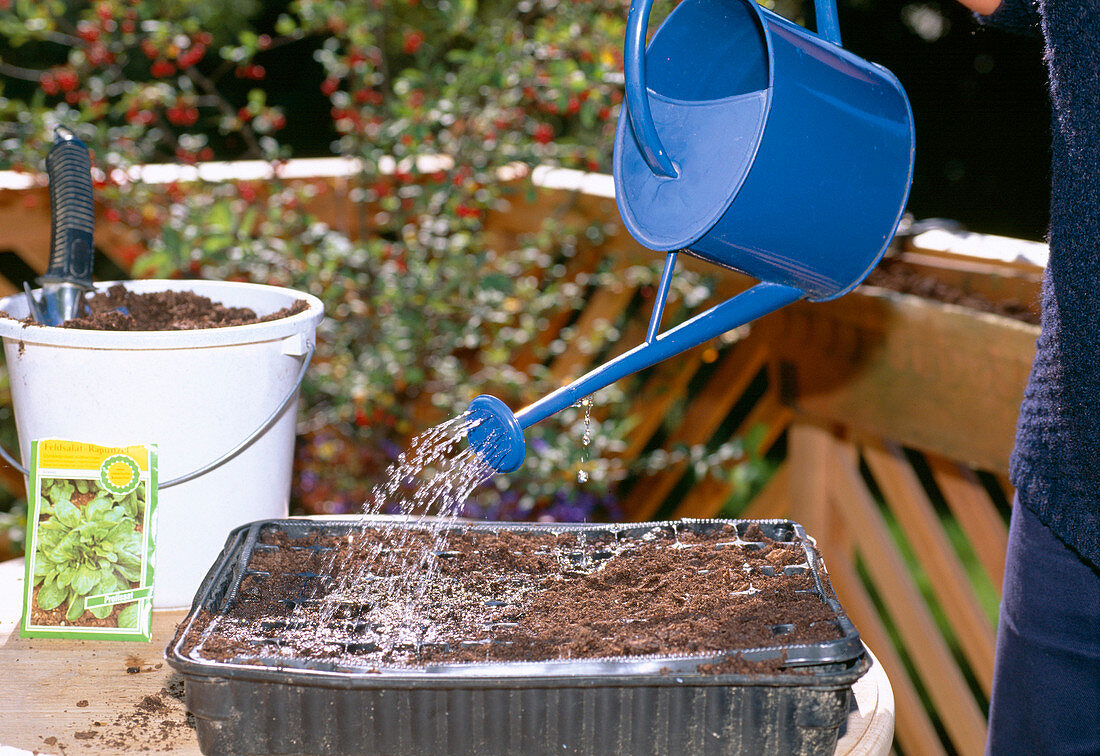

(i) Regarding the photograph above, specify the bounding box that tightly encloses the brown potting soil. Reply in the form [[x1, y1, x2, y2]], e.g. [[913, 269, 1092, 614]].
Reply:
[[28, 583, 127, 627], [180, 523, 845, 673], [0, 283, 308, 330], [864, 256, 1040, 324], [61, 284, 309, 330]]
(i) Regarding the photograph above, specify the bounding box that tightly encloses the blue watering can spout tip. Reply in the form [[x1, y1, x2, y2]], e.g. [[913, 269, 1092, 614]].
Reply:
[[465, 394, 526, 474]]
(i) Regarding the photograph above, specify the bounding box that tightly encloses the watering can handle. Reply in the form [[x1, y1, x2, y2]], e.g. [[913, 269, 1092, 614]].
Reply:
[[0, 340, 315, 488], [624, 0, 842, 178]]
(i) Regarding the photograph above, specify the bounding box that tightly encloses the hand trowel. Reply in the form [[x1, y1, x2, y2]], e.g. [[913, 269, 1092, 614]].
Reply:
[[24, 126, 96, 325]]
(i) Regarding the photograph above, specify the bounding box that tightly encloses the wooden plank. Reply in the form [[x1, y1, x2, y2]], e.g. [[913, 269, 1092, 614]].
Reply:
[[994, 473, 1016, 508], [824, 530, 949, 756], [624, 338, 769, 521], [547, 266, 637, 383], [807, 451, 940, 755], [927, 454, 1008, 593], [887, 249, 1041, 318], [616, 348, 704, 463], [863, 441, 997, 698], [671, 392, 791, 520], [788, 423, 832, 545], [676, 473, 741, 521], [0, 186, 52, 279], [830, 440, 988, 756], [740, 462, 791, 520], [764, 289, 1036, 476]]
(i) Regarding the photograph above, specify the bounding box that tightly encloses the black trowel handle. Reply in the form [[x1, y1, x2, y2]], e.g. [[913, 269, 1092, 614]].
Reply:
[[43, 126, 95, 288]]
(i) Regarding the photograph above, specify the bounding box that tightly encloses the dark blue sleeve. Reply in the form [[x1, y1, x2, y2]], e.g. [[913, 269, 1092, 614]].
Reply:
[[976, 0, 1042, 35]]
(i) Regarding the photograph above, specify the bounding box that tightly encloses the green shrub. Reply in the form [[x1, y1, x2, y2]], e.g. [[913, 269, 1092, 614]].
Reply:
[[1, 0, 745, 525]]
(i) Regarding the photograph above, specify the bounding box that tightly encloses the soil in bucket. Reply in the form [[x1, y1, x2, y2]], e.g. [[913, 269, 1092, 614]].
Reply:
[[1, 283, 308, 330], [180, 522, 845, 672]]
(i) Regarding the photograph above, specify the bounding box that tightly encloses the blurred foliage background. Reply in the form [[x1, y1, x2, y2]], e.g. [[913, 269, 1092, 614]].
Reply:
[[0, 0, 1048, 558]]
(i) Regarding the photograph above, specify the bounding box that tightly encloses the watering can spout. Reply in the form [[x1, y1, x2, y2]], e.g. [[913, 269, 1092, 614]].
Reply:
[[466, 394, 527, 473], [466, 278, 804, 474]]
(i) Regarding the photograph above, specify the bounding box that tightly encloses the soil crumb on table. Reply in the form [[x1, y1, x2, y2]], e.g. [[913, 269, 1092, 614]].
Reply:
[[177, 522, 848, 675], [45, 680, 196, 754]]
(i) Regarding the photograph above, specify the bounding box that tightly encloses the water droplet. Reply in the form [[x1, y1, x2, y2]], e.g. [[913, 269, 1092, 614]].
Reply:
[[574, 397, 595, 483]]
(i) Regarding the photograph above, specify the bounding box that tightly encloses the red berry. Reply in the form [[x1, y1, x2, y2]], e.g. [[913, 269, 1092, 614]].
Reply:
[[402, 30, 424, 55], [40, 73, 59, 96], [87, 44, 113, 66], [178, 43, 205, 68], [321, 78, 339, 96], [151, 60, 176, 78], [77, 22, 100, 43], [533, 123, 554, 144], [55, 70, 79, 92]]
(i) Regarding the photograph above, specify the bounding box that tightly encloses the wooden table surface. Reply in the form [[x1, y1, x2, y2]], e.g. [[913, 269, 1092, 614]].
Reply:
[[0, 556, 893, 755]]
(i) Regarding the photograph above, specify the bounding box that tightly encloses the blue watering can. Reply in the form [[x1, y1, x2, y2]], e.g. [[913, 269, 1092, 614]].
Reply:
[[466, 0, 915, 473]]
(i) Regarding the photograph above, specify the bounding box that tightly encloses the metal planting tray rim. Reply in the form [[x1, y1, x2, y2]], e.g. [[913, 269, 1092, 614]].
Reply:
[[166, 517, 865, 686]]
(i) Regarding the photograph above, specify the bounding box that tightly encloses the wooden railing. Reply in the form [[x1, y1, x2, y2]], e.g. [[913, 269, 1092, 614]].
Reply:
[[0, 162, 1045, 756]]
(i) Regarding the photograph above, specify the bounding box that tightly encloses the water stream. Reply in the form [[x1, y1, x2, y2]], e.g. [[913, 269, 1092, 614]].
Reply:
[[311, 410, 503, 626]]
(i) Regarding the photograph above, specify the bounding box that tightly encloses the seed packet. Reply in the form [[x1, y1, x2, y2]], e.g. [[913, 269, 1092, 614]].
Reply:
[[20, 440, 158, 641]]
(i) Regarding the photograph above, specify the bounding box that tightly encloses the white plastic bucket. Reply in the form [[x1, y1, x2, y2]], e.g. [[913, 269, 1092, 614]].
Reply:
[[0, 280, 324, 607]]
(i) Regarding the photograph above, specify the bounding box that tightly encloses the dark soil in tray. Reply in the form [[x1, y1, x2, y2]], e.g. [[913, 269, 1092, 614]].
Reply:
[[2, 283, 307, 330], [181, 522, 844, 671]]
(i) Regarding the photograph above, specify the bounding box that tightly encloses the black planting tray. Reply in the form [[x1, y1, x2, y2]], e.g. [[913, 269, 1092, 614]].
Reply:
[[167, 517, 869, 756]]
